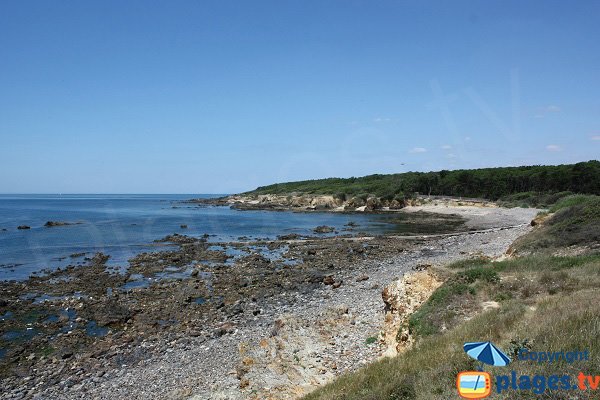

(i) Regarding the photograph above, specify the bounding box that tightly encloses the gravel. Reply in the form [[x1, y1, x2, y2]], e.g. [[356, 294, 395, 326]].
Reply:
[[4, 206, 539, 400]]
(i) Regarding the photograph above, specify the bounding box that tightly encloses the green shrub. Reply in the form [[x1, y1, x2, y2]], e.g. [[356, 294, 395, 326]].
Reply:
[[365, 336, 378, 345], [333, 192, 347, 202], [549, 194, 598, 213], [459, 267, 500, 283]]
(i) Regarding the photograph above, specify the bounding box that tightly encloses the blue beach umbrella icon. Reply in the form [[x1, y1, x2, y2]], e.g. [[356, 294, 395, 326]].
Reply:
[[464, 341, 511, 367]]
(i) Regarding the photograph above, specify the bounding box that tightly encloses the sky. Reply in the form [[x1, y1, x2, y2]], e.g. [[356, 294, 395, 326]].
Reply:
[[1, 1, 599, 194]]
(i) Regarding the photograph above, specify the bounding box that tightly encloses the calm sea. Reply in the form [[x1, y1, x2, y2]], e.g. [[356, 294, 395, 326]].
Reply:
[[0, 194, 399, 281]]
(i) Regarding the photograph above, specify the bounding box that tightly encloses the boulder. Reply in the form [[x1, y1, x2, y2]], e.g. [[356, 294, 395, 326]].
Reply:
[[365, 197, 382, 211], [313, 225, 335, 234]]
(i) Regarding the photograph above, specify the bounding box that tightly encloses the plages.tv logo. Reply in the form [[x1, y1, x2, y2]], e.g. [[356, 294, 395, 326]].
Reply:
[[457, 341, 511, 399]]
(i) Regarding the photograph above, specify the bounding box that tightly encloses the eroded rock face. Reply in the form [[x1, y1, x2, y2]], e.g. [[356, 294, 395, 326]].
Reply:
[[235, 307, 354, 399], [381, 269, 442, 357], [224, 194, 409, 212]]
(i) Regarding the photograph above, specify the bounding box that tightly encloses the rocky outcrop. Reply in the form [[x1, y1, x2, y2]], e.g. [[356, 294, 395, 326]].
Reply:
[[235, 307, 355, 399], [44, 221, 78, 227], [313, 225, 335, 234], [380, 268, 443, 357], [186, 193, 496, 213], [226, 194, 404, 212]]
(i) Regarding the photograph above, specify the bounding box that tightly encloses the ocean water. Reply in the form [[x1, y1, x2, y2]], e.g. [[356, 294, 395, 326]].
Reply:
[[0, 194, 400, 281]]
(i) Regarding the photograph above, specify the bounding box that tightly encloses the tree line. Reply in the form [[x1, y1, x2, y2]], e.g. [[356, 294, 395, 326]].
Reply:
[[248, 160, 600, 201]]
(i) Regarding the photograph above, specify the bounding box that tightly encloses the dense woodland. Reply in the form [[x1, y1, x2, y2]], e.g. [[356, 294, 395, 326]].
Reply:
[[248, 160, 600, 201]]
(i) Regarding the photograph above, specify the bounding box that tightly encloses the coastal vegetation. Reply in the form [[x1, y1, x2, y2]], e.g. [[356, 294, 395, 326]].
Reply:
[[247, 160, 600, 202], [303, 195, 600, 399], [511, 194, 600, 252]]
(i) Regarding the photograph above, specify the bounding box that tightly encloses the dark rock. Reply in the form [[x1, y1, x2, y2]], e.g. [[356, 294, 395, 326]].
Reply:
[[17, 225, 31, 230], [412, 263, 431, 271], [90, 253, 110, 265], [180, 224, 188, 229], [323, 275, 335, 285], [213, 322, 236, 337], [277, 233, 300, 240], [94, 301, 132, 326], [230, 303, 244, 315], [155, 234, 198, 244], [314, 225, 335, 234], [44, 221, 76, 227]]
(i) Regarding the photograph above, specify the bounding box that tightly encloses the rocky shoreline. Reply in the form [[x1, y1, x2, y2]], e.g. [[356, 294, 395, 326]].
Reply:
[[184, 193, 495, 213], [0, 205, 538, 400]]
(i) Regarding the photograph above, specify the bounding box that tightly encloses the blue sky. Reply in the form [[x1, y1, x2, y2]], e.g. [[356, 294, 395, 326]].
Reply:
[[1, 1, 599, 193]]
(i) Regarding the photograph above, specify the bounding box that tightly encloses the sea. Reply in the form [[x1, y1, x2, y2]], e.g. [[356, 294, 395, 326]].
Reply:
[[0, 194, 404, 281]]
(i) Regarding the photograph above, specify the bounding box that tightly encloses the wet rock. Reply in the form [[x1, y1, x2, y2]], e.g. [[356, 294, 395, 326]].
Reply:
[[314, 225, 335, 234], [93, 301, 133, 326], [180, 224, 188, 229], [44, 221, 77, 227], [90, 253, 110, 265], [155, 234, 199, 244], [17, 225, 31, 230], [277, 233, 300, 240]]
